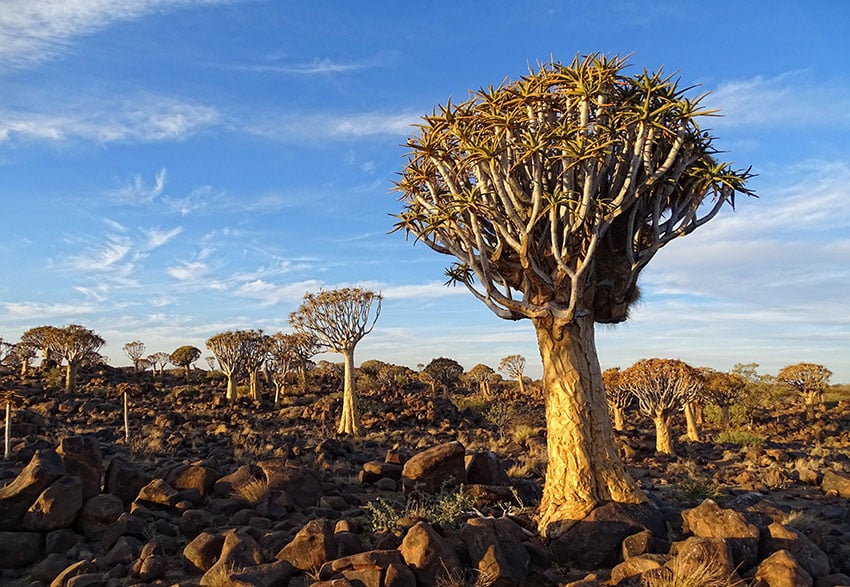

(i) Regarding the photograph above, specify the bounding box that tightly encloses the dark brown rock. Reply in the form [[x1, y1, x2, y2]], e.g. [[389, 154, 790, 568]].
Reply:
[[610, 554, 669, 584], [104, 458, 151, 506], [22, 475, 84, 531], [360, 461, 403, 484], [135, 478, 180, 507], [460, 516, 530, 586], [57, 436, 102, 501], [29, 552, 73, 584], [399, 521, 463, 586], [754, 549, 813, 587], [822, 471, 850, 499], [183, 530, 225, 574], [402, 441, 466, 493], [200, 528, 263, 584], [166, 463, 218, 496], [227, 559, 297, 587], [0, 530, 44, 568], [0, 448, 65, 529], [763, 522, 831, 578], [465, 450, 509, 485], [319, 549, 414, 586], [257, 459, 323, 509], [49, 559, 98, 587], [681, 498, 760, 570], [276, 518, 337, 571], [76, 493, 125, 541]]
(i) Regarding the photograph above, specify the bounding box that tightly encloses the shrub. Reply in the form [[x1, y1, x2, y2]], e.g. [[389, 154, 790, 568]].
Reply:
[[715, 430, 763, 447], [364, 484, 477, 532]]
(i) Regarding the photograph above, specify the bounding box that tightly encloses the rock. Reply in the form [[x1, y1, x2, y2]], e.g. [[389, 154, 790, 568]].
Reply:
[[100, 512, 147, 551], [22, 475, 84, 531], [465, 450, 509, 485], [227, 559, 297, 587], [319, 549, 416, 586], [49, 559, 98, 587], [460, 516, 530, 586], [104, 458, 151, 506], [276, 518, 338, 571], [29, 552, 73, 584], [135, 478, 180, 508], [0, 530, 44, 568], [45, 528, 83, 555], [822, 471, 850, 499], [76, 493, 125, 541], [0, 448, 65, 529], [166, 463, 218, 496], [550, 501, 666, 569], [138, 554, 168, 581], [184, 530, 225, 574], [622, 528, 665, 560], [257, 459, 323, 509], [359, 461, 403, 484], [681, 498, 760, 570], [670, 536, 736, 577], [213, 464, 257, 497], [179, 508, 214, 537], [815, 574, 850, 587], [100, 535, 142, 566], [200, 528, 263, 584], [610, 554, 669, 584], [57, 436, 102, 501], [754, 549, 813, 587], [763, 522, 831, 578], [399, 521, 463, 586], [402, 441, 466, 493]]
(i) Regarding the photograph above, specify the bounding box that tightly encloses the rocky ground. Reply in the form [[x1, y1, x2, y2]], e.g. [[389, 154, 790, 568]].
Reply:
[[1, 364, 850, 586]]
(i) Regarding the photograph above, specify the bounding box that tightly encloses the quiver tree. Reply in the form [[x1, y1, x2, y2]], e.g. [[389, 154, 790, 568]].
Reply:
[[267, 332, 295, 405], [394, 53, 754, 532], [11, 343, 37, 377], [20, 325, 61, 369], [1, 389, 25, 460], [621, 358, 701, 455], [115, 383, 142, 443], [206, 331, 246, 401], [123, 340, 146, 372], [701, 369, 747, 430], [290, 288, 381, 435], [499, 354, 527, 395], [46, 324, 105, 393], [423, 357, 464, 396], [170, 345, 201, 378], [602, 367, 631, 431], [777, 362, 832, 421], [147, 352, 171, 376], [239, 330, 270, 401], [467, 363, 496, 398]]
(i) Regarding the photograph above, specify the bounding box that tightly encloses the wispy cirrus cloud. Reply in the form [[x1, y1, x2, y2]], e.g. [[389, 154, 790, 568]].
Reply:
[[166, 260, 209, 282], [708, 71, 850, 129], [141, 226, 183, 249], [1, 301, 96, 320], [111, 168, 168, 204], [0, 97, 219, 144], [246, 111, 417, 141], [224, 56, 384, 75], [0, 0, 238, 70]]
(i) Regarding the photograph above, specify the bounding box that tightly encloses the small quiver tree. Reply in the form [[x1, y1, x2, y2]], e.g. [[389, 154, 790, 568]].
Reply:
[[123, 340, 146, 372], [238, 330, 270, 402], [394, 53, 754, 532], [290, 288, 381, 435], [115, 383, 142, 444], [701, 369, 747, 431], [777, 362, 832, 421], [46, 324, 105, 393], [206, 331, 246, 402], [602, 367, 631, 432], [621, 358, 701, 455], [423, 357, 464, 397], [170, 345, 201, 379], [499, 354, 527, 395], [1, 389, 25, 460], [467, 363, 496, 399], [11, 343, 37, 378], [147, 352, 171, 376]]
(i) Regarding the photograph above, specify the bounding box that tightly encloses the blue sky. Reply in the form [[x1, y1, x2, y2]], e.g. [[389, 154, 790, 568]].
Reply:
[[1, 1, 848, 382]]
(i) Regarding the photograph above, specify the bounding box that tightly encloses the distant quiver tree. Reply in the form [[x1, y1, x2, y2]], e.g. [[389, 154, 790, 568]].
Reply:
[[170, 345, 202, 378], [499, 354, 527, 395], [394, 53, 754, 533], [123, 340, 146, 372], [46, 324, 105, 393], [290, 288, 381, 435], [777, 362, 832, 421]]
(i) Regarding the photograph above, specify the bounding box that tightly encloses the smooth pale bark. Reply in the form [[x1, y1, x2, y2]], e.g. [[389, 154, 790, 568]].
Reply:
[[535, 315, 646, 536], [249, 370, 261, 401], [123, 393, 130, 443], [20, 361, 28, 377], [517, 375, 526, 395], [612, 406, 625, 432], [225, 375, 237, 402], [338, 349, 360, 435], [4, 402, 10, 460], [684, 402, 700, 442], [653, 413, 674, 454], [65, 362, 79, 393]]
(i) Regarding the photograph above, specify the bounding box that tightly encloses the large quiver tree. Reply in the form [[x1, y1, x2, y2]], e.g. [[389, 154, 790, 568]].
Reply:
[[394, 53, 754, 534], [290, 288, 381, 435], [46, 325, 105, 393]]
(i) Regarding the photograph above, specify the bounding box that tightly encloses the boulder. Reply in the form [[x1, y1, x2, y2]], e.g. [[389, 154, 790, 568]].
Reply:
[[670, 536, 736, 577], [57, 436, 102, 500], [550, 501, 666, 569], [610, 554, 669, 584], [76, 493, 125, 541], [763, 522, 831, 578], [360, 461, 403, 484], [821, 471, 850, 499], [465, 450, 509, 485], [166, 463, 218, 496], [0, 530, 44, 568], [319, 549, 416, 586], [135, 478, 181, 508], [460, 516, 530, 586], [29, 552, 73, 584], [754, 549, 813, 587], [22, 475, 84, 531], [183, 530, 225, 574], [200, 528, 263, 584], [257, 459, 323, 509], [0, 448, 65, 529], [104, 457, 151, 506], [681, 498, 760, 570], [399, 521, 463, 586], [276, 518, 338, 571], [402, 441, 466, 493], [227, 559, 297, 587], [49, 560, 98, 587]]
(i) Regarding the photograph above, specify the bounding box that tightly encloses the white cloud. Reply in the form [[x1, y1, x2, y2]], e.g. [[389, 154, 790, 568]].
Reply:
[[709, 71, 850, 129], [380, 281, 470, 301], [247, 112, 418, 141], [235, 279, 322, 306], [166, 261, 208, 282], [141, 226, 183, 249], [0, 0, 237, 69], [225, 57, 381, 75], [0, 98, 219, 144], [1, 301, 96, 320], [112, 168, 168, 203], [67, 234, 132, 272]]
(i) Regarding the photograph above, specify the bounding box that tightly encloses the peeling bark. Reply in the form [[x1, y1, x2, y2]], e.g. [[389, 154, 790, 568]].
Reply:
[[535, 315, 646, 537], [653, 413, 674, 455], [338, 349, 360, 435]]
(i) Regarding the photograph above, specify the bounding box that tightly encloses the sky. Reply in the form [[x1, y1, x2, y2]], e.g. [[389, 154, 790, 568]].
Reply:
[[1, 1, 848, 383]]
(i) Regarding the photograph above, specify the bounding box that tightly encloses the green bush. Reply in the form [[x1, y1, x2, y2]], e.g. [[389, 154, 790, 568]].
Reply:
[[715, 430, 763, 447]]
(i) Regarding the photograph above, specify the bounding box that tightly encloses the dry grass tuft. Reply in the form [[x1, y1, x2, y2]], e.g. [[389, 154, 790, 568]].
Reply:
[[234, 477, 271, 505], [642, 551, 735, 587]]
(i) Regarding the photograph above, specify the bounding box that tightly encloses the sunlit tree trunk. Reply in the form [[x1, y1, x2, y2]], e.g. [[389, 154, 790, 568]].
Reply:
[[612, 406, 625, 432], [123, 392, 130, 443], [338, 349, 360, 435], [65, 362, 79, 393], [225, 374, 237, 401], [4, 402, 10, 460], [517, 375, 526, 395], [653, 412, 674, 454], [535, 316, 646, 536], [249, 370, 261, 401], [684, 402, 700, 442]]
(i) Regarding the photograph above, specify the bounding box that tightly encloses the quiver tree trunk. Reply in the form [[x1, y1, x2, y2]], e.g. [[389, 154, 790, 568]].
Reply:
[[534, 316, 646, 536], [65, 362, 79, 393], [249, 370, 261, 401], [4, 402, 10, 460], [123, 393, 130, 443], [225, 374, 237, 402], [338, 349, 360, 435], [653, 412, 674, 455], [720, 404, 732, 431], [612, 406, 626, 432], [684, 402, 700, 442]]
